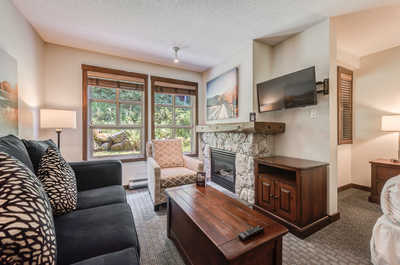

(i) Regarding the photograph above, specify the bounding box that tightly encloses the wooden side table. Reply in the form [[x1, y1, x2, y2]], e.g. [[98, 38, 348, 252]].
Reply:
[[369, 159, 400, 203]]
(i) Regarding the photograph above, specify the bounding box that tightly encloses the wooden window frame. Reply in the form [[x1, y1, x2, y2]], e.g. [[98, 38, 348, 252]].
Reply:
[[82, 64, 148, 162], [337, 66, 353, 145], [150, 76, 199, 156]]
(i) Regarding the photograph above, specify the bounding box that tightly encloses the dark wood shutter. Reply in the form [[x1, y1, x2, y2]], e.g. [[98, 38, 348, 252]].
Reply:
[[337, 66, 353, 145]]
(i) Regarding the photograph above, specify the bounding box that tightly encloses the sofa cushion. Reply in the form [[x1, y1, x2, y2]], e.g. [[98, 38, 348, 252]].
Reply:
[[0, 134, 34, 172], [71, 248, 140, 265], [55, 203, 139, 265], [153, 139, 184, 168], [0, 152, 57, 265], [22, 138, 57, 174], [160, 167, 197, 189], [78, 185, 126, 210], [38, 147, 78, 215]]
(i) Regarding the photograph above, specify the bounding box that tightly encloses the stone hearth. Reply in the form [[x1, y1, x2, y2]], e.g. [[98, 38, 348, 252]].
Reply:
[[199, 132, 274, 204]]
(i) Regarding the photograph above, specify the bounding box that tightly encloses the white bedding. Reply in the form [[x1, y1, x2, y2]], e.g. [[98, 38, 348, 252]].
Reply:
[[371, 215, 400, 265], [380, 175, 400, 225]]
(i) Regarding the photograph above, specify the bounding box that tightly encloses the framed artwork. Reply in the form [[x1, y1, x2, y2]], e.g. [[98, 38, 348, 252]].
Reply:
[[0, 49, 18, 136], [206, 67, 238, 121]]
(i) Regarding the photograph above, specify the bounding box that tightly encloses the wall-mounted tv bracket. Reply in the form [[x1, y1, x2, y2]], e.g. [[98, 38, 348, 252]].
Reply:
[[316, 78, 329, 95]]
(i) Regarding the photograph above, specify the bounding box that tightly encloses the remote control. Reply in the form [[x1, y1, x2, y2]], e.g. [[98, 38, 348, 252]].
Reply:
[[238, 225, 264, 241]]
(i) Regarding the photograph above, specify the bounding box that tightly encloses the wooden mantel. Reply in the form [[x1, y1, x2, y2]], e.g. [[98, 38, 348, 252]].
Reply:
[[196, 121, 285, 134]]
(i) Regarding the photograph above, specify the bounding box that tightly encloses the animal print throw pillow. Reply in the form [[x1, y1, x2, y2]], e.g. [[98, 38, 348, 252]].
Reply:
[[38, 147, 78, 216], [0, 152, 57, 265]]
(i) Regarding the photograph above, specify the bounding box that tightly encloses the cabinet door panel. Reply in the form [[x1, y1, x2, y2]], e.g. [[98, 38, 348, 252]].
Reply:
[[257, 176, 274, 211], [276, 182, 296, 222]]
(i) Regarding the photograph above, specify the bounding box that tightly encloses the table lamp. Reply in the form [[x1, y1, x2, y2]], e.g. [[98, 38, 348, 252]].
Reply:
[[40, 109, 77, 150], [381, 115, 400, 162]]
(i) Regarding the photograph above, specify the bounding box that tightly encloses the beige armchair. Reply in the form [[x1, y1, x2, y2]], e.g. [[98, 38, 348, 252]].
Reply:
[[147, 139, 203, 211]]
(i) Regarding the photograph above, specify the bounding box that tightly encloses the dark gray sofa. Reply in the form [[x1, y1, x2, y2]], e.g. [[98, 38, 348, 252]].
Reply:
[[0, 135, 140, 265]]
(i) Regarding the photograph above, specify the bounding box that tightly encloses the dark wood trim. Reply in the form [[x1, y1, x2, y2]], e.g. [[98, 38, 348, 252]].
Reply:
[[82, 64, 148, 79], [338, 183, 371, 192], [253, 205, 330, 239], [150, 75, 199, 154], [337, 183, 353, 192], [81, 64, 148, 161], [337, 66, 353, 145], [151, 75, 198, 87], [82, 67, 88, 160], [329, 212, 341, 223]]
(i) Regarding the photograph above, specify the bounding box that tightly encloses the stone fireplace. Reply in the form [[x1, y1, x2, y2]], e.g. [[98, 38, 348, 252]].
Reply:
[[197, 122, 285, 204]]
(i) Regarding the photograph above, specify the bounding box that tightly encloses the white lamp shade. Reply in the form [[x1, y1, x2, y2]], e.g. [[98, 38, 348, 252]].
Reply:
[[381, 115, 400, 132], [40, 109, 77, 129]]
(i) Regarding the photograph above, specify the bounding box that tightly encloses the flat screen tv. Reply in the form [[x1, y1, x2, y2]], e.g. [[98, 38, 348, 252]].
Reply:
[[257, 66, 317, 113]]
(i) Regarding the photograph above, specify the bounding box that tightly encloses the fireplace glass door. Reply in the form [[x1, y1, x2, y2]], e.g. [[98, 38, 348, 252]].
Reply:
[[210, 148, 236, 193]]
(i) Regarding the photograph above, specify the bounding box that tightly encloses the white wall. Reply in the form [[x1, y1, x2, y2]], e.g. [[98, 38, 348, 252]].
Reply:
[[351, 46, 400, 186], [41, 44, 202, 184], [202, 41, 253, 124], [0, 1, 44, 139]]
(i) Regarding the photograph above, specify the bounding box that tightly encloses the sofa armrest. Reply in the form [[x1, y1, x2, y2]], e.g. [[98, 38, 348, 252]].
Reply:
[[69, 160, 122, 192], [183, 155, 203, 172], [147, 157, 161, 205]]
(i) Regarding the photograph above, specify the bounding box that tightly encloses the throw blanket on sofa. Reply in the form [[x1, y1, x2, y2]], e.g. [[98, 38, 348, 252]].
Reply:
[[380, 175, 400, 225]]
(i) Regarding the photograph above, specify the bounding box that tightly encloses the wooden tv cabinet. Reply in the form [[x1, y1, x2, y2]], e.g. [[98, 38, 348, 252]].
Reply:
[[254, 156, 330, 238]]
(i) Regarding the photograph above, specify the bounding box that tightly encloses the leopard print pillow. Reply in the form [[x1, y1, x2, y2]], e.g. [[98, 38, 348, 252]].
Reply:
[[38, 147, 78, 216], [0, 152, 57, 265]]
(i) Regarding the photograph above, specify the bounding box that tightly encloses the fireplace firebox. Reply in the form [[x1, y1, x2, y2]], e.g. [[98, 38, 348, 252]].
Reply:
[[210, 148, 236, 193]]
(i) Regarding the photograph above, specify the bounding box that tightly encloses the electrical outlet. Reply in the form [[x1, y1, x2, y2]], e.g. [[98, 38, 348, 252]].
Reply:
[[310, 109, 317, 119]]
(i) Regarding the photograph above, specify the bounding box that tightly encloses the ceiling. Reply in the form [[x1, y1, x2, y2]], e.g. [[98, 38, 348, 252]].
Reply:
[[12, 0, 400, 72], [336, 6, 400, 58]]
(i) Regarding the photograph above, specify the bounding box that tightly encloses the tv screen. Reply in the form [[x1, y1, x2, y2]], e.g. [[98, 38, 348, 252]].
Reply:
[[257, 66, 317, 112]]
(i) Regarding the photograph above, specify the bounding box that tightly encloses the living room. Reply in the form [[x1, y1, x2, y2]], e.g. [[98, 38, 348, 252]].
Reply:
[[1, 1, 400, 265]]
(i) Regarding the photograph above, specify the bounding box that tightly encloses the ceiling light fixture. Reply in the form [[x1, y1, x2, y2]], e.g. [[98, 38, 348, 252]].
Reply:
[[173, 46, 180, 63]]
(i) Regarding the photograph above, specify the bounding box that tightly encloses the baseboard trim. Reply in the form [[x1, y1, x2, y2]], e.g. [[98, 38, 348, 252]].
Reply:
[[338, 183, 371, 192], [329, 212, 340, 223]]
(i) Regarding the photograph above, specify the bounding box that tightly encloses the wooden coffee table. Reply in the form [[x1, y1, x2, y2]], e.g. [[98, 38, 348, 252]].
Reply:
[[165, 184, 288, 265]]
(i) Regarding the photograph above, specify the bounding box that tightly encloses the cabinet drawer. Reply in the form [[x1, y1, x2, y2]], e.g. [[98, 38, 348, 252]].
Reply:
[[376, 166, 400, 181]]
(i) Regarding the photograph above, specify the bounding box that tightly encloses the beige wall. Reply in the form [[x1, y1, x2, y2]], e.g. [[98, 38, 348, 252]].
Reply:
[[351, 46, 400, 186], [202, 41, 253, 124], [0, 1, 44, 139], [335, 48, 360, 188], [42, 44, 202, 184], [253, 20, 337, 214]]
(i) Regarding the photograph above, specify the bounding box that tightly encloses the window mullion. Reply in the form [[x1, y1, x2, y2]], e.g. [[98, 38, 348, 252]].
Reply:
[[172, 95, 176, 138], [116, 88, 120, 126]]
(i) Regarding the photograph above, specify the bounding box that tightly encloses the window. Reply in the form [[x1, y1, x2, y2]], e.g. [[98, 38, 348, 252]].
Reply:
[[337, 66, 353, 145], [151, 76, 198, 154], [82, 65, 148, 161]]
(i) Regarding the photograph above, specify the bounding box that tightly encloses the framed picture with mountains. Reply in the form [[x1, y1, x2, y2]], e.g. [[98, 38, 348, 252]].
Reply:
[[206, 67, 238, 121]]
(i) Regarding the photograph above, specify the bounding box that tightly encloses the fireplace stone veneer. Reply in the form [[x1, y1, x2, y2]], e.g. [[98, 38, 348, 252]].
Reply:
[[199, 132, 274, 204]]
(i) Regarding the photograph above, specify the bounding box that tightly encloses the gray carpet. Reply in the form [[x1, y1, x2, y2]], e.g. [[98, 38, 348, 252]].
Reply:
[[127, 188, 381, 265]]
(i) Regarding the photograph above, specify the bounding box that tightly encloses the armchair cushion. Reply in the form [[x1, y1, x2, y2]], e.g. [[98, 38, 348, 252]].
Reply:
[[153, 139, 184, 168], [160, 167, 197, 189], [183, 155, 204, 172]]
